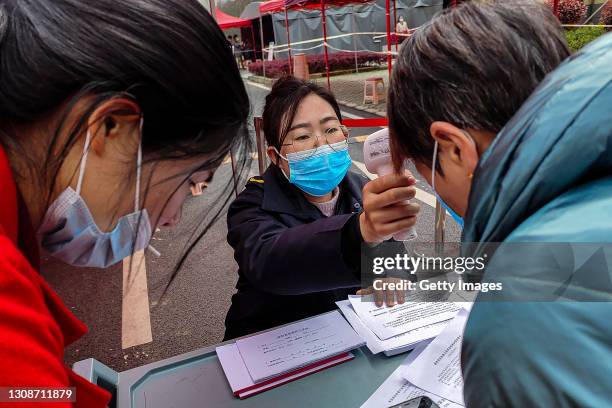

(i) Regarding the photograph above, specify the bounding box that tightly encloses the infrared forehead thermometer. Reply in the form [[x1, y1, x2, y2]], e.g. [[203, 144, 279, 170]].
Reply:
[[363, 128, 417, 241]]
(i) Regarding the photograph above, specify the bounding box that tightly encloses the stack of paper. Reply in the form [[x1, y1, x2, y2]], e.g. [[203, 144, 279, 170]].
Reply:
[[217, 311, 365, 399], [337, 294, 463, 356], [401, 308, 470, 406], [361, 308, 470, 408]]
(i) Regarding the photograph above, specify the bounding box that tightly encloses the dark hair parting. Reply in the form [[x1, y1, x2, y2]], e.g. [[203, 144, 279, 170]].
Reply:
[[388, 0, 570, 172]]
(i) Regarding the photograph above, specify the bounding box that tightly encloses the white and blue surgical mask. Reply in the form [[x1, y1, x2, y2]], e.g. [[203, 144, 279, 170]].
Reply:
[[37, 120, 152, 268], [275, 140, 352, 197], [431, 140, 465, 228]]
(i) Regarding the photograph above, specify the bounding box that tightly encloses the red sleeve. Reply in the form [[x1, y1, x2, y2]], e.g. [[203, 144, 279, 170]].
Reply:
[[0, 236, 109, 408]]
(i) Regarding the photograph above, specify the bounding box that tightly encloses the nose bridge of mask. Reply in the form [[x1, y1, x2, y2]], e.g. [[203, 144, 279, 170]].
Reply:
[[274, 139, 348, 163], [288, 140, 348, 162], [272, 126, 327, 163]]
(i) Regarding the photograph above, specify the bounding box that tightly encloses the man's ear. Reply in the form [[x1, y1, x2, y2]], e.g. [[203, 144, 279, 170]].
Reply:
[[87, 98, 142, 156], [430, 121, 479, 175]]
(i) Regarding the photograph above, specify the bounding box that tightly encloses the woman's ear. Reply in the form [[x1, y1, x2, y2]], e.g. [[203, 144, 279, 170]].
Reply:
[[266, 145, 280, 166], [430, 121, 479, 176], [87, 98, 142, 156]]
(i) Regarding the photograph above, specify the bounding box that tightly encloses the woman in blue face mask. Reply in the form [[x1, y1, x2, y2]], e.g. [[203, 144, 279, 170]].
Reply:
[[0, 1, 250, 406], [224, 76, 420, 340]]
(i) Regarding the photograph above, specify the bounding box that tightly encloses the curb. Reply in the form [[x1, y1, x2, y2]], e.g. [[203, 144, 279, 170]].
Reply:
[[338, 99, 386, 117], [247, 75, 275, 87], [245, 65, 384, 82]]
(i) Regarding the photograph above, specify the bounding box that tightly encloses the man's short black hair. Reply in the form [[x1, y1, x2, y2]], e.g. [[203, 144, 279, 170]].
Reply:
[[389, 0, 570, 170]]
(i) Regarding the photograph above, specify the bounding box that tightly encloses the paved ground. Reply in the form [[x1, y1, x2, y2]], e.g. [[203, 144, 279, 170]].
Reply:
[[251, 67, 391, 115], [311, 68, 390, 115], [42, 78, 459, 373]]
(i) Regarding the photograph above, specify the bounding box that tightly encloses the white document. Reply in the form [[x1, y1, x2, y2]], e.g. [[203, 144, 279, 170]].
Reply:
[[361, 342, 463, 408], [349, 294, 462, 340], [217, 343, 353, 399], [217, 343, 260, 393], [336, 299, 446, 355], [235, 310, 365, 383], [447, 289, 476, 311], [403, 308, 470, 406]]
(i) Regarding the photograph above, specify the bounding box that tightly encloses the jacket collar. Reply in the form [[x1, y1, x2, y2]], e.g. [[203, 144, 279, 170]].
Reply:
[[261, 165, 363, 219], [0, 145, 39, 268], [0, 146, 19, 244]]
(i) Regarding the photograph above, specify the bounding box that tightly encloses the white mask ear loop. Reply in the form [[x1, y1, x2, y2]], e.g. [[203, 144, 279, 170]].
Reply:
[[134, 116, 143, 212], [273, 146, 288, 162], [431, 140, 439, 193], [272, 146, 291, 181], [431, 131, 475, 191], [75, 130, 93, 196], [135, 115, 160, 257], [76, 118, 144, 210]]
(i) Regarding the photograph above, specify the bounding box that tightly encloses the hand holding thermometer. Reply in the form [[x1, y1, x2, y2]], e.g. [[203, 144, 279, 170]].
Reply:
[[363, 128, 417, 241]]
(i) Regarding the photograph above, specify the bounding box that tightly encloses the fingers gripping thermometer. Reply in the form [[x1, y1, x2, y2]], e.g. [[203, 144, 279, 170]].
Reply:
[[363, 128, 417, 241]]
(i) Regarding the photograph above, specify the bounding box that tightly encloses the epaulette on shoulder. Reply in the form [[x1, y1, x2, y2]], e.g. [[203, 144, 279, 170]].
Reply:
[[247, 176, 264, 186]]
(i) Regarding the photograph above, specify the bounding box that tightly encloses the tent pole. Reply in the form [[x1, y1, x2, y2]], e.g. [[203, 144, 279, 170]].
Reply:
[[352, 5, 358, 74], [260, 15, 266, 77], [393, 0, 398, 52], [284, 6, 293, 74], [385, 0, 392, 79], [250, 24, 257, 61], [321, 0, 331, 90]]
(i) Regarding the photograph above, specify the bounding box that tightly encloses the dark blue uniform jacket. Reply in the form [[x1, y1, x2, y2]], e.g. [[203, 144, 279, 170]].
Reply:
[[224, 165, 367, 339]]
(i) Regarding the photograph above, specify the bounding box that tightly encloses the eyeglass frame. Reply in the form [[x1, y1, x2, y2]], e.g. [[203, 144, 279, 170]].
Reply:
[[279, 124, 350, 154]]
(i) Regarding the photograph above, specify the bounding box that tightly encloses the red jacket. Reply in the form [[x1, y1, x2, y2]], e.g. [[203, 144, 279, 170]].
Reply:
[[0, 146, 111, 408]]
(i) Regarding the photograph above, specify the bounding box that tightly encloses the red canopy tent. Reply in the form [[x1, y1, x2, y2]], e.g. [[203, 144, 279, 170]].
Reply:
[[260, 0, 326, 14], [260, 0, 283, 14], [215, 9, 258, 65], [216, 9, 253, 29], [259, 0, 374, 88], [262, 0, 369, 12], [257, 0, 469, 92]]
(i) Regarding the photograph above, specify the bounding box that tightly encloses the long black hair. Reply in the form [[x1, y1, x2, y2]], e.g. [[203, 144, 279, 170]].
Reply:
[[0, 0, 251, 287]]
